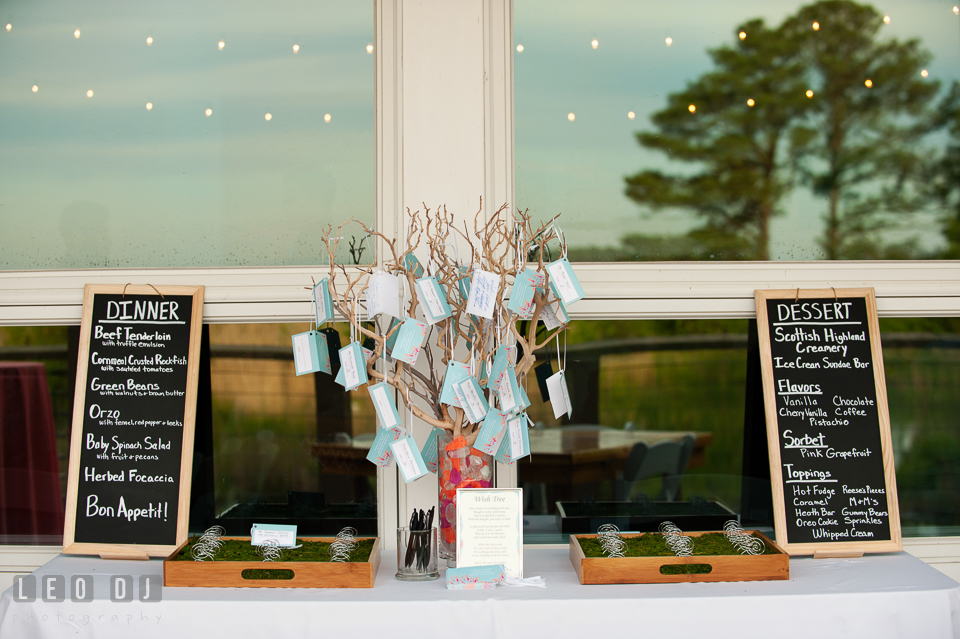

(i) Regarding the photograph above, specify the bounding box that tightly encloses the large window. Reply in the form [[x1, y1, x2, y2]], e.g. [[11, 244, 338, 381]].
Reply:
[[515, 0, 960, 261], [0, 0, 375, 269]]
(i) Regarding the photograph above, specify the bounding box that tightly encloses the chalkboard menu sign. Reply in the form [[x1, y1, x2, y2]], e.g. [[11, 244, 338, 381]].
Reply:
[[755, 288, 901, 556], [63, 285, 204, 558]]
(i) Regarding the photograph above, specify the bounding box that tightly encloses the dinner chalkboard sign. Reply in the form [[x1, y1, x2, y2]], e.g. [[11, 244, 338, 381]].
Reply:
[[755, 288, 901, 556], [62, 285, 204, 558]]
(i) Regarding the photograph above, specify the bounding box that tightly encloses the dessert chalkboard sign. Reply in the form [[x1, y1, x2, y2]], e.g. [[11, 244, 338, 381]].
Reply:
[[755, 288, 901, 556], [62, 285, 204, 558]]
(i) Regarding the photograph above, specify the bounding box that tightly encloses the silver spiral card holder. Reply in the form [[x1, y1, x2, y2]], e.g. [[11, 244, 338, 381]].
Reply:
[[328, 527, 359, 562], [597, 523, 627, 558], [255, 539, 283, 562], [190, 525, 226, 561], [659, 521, 695, 556], [723, 520, 766, 555]]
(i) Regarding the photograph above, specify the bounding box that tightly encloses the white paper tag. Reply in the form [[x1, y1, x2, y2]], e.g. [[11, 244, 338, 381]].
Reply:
[[391, 437, 427, 482], [341, 347, 360, 389], [498, 374, 517, 412], [540, 301, 561, 330], [417, 278, 448, 323], [292, 333, 314, 374], [251, 525, 297, 548], [466, 270, 500, 319], [371, 385, 398, 428], [455, 379, 488, 423], [508, 416, 524, 455], [367, 272, 401, 320], [546, 371, 572, 419], [546, 260, 582, 305]]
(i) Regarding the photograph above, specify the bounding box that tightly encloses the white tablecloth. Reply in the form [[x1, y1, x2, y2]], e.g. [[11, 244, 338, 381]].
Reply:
[[1, 549, 958, 639]]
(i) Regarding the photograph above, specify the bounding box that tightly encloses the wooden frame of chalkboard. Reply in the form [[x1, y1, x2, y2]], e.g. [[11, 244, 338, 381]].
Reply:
[[755, 288, 901, 556], [62, 284, 204, 558]]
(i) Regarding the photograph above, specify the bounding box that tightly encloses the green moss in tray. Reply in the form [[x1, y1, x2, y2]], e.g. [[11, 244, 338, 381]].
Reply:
[[172, 537, 375, 563], [577, 532, 777, 559]]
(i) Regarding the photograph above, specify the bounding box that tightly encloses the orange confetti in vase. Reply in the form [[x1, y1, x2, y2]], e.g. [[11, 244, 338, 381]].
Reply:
[[437, 430, 493, 562]]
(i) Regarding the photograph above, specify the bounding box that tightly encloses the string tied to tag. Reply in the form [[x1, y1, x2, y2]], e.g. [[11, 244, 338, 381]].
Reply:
[[122, 283, 164, 298]]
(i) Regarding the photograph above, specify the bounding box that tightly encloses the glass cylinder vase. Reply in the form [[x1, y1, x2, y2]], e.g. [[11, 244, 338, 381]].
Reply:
[[437, 430, 493, 562], [395, 527, 440, 581]]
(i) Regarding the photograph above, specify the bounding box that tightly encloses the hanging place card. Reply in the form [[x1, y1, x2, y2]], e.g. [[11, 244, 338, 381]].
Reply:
[[486, 345, 516, 391], [466, 269, 500, 319], [366, 272, 401, 321], [415, 276, 452, 324], [338, 342, 368, 391], [335, 346, 374, 387], [497, 370, 522, 414], [474, 409, 509, 455], [494, 413, 531, 464], [421, 426, 447, 474], [368, 382, 400, 429], [385, 317, 402, 357], [391, 317, 429, 365], [314, 278, 335, 324], [454, 377, 490, 423], [404, 253, 425, 279], [439, 361, 472, 407], [540, 293, 570, 330], [366, 426, 404, 467], [292, 330, 331, 376], [507, 269, 545, 319], [546, 370, 572, 419], [390, 434, 429, 483], [546, 258, 585, 306]]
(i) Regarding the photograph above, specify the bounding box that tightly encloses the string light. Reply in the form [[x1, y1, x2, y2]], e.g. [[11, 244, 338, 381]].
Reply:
[[5, 24, 11, 32], [31, 85, 38, 93], [812, 21, 820, 30], [688, 104, 696, 113], [665, 37, 673, 46], [205, 108, 212, 117], [516, 44, 524, 52], [146, 36, 153, 45], [324, 113, 332, 123], [883, 15, 891, 24], [954, 6, 958, 15], [217, 40, 225, 50], [739, 31, 747, 40], [146, 102, 153, 110], [366, 43, 373, 53], [806, 89, 814, 98], [747, 98, 755, 107], [264, 113, 272, 121], [292, 44, 299, 53], [627, 111, 635, 119], [921, 69, 929, 78], [567, 112, 575, 121], [74, 29, 81, 39], [864, 78, 873, 88], [591, 39, 599, 49], [86, 89, 94, 97]]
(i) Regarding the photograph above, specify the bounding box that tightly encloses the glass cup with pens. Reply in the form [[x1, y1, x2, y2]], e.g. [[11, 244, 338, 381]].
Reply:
[[396, 506, 440, 581]]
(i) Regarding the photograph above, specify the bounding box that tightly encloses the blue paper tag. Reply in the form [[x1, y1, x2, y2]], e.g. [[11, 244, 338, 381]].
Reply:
[[385, 317, 402, 356], [404, 253, 425, 279], [494, 413, 531, 464], [368, 382, 401, 429], [338, 342, 369, 391], [439, 361, 472, 407], [250, 524, 298, 547], [474, 409, 509, 455], [507, 268, 545, 319], [366, 426, 404, 467], [391, 317, 429, 365], [390, 434, 429, 483], [446, 564, 505, 590], [415, 276, 453, 324], [335, 346, 374, 387], [314, 278, 335, 324], [486, 345, 516, 390], [454, 376, 490, 423], [292, 330, 331, 376], [420, 426, 447, 474], [546, 257, 585, 306], [496, 369, 523, 414]]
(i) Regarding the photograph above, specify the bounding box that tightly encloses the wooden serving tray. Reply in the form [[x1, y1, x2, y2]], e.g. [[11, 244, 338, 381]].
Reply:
[[570, 531, 788, 584], [164, 537, 381, 588]]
